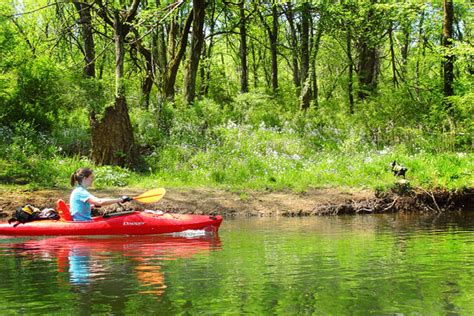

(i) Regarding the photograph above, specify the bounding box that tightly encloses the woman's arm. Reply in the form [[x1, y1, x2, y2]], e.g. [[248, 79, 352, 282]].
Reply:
[[87, 196, 123, 206]]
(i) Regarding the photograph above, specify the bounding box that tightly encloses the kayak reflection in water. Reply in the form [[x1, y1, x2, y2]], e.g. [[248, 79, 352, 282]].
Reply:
[[67, 244, 167, 294], [7, 235, 221, 296], [69, 167, 132, 221], [3, 235, 221, 297]]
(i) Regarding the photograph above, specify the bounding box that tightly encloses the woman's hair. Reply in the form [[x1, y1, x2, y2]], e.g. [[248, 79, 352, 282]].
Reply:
[[70, 167, 93, 186]]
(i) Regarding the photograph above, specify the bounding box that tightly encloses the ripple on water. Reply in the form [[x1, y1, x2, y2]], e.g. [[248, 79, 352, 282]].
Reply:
[[0, 214, 474, 314]]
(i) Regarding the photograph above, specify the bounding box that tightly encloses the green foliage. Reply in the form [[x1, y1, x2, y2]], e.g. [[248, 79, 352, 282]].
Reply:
[[67, 75, 109, 115], [133, 94, 473, 191], [0, 122, 58, 185], [0, 7, 17, 105], [2, 88, 472, 191], [0, 0, 472, 192], [2, 57, 67, 132], [51, 108, 91, 156], [93, 165, 131, 188]]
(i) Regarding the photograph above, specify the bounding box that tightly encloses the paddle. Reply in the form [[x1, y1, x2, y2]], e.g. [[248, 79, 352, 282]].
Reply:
[[132, 188, 166, 204], [104, 188, 166, 218]]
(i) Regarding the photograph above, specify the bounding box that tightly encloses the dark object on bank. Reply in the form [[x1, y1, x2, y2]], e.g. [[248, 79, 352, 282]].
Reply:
[[390, 161, 407, 178]]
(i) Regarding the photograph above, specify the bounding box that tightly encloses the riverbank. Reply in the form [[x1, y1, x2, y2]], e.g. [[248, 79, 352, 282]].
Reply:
[[0, 184, 472, 218]]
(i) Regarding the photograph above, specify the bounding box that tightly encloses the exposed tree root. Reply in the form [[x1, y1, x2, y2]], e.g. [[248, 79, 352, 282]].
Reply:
[[306, 185, 473, 216]]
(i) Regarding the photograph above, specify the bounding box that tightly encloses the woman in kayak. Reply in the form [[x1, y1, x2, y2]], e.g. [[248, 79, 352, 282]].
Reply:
[[70, 167, 132, 221]]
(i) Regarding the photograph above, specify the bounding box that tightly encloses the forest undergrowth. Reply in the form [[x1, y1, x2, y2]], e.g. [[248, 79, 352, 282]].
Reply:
[[1, 92, 472, 195]]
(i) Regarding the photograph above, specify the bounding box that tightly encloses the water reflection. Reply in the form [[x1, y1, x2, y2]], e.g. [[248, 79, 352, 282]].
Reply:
[[2, 214, 474, 314], [69, 246, 92, 285], [7, 234, 222, 294]]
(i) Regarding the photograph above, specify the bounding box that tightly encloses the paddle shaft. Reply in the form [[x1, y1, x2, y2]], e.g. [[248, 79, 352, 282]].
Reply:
[[133, 193, 164, 201]]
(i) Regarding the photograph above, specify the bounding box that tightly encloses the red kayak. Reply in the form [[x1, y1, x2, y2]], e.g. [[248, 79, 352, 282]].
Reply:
[[0, 211, 223, 236]]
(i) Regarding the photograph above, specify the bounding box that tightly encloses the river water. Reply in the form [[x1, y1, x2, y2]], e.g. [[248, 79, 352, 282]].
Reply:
[[1, 213, 474, 315]]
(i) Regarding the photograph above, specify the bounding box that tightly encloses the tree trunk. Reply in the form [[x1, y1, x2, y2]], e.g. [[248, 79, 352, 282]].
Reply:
[[356, 39, 379, 99], [356, 5, 380, 100], [162, 11, 193, 101], [311, 20, 323, 107], [74, 1, 99, 163], [284, 3, 300, 90], [300, 2, 311, 110], [257, 1, 279, 92], [200, 0, 216, 96], [415, 10, 425, 98], [90, 3, 139, 167], [140, 45, 154, 109], [311, 59, 318, 108], [401, 23, 410, 76], [183, 0, 206, 104], [131, 27, 155, 109], [388, 22, 398, 87], [90, 97, 135, 166], [443, 0, 455, 104], [347, 30, 354, 114], [114, 13, 126, 98], [199, 41, 206, 97], [154, 0, 168, 77], [262, 48, 271, 87], [74, 2, 95, 77], [239, 0, 249, 93], [270, 2, 279, 92], [156, 23, 168, 75], [251, 42, 259, 89]]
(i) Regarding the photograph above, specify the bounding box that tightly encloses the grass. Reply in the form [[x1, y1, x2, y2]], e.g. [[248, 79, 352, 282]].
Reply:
[[140, 123, 472, 192], [1, 96, 472, 193], [14, 126, 467, 194], [148, 149, 472, 192]]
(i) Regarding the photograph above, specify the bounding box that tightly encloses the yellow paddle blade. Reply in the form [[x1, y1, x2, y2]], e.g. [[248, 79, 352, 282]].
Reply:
[[133, 188, 166, 203]]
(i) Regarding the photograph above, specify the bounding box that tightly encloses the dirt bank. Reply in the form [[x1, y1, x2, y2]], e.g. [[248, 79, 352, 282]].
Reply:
[[0, 185, 472, 218]]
